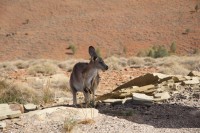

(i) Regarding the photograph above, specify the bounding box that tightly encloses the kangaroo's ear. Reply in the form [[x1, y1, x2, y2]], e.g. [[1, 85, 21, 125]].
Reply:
[[89, 46, 97, 58]]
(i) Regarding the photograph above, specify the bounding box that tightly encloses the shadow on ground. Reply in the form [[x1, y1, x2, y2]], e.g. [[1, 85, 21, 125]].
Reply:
[[96, 102, 200, 128]]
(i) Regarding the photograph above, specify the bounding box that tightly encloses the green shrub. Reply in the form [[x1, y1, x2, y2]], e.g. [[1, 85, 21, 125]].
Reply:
[[193, 48, 199, 54], [96, 48, 101, 57], [170, 42, 176, 53], [69, 44, 77, 55], [195, 4, 199, 12]]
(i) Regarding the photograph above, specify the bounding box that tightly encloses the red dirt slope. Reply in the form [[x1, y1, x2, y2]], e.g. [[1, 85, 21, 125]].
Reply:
[[0, 0, 199, 61]]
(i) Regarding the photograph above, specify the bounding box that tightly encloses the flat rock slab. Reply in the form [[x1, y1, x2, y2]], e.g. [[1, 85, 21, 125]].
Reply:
[[132, 93, 154, 102], [183, 77, 199, 85], [0, 104, 22, 120], [154, 92, 171, 101], [24, 104, 37, 111], [24, 106, 99, 122], [0, 121, 6, 129]]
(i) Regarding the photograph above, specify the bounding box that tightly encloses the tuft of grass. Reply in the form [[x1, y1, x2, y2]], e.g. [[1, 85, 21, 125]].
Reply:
[[0, 62, 17, 71], [28, 62, 58, 76], [170, 42, 176, 53], [64, 117, 78, 133], [195, 4, 199, 12], [0, 79, 39, 104], [13, 60, 29, 69], [78, 119, 95, 125], [42, 79, 54, 104]]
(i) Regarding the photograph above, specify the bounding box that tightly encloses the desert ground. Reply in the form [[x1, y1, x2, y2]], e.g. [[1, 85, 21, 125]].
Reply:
[[0, 0, 200, 133]]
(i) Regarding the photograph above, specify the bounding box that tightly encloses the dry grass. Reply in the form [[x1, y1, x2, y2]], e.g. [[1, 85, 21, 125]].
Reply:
[[42, 79, 54, 104], [58, 59, 86, 72], [28, 62, 58, 76], [64, 117, 78, 133], [0, 79, 39, 104]]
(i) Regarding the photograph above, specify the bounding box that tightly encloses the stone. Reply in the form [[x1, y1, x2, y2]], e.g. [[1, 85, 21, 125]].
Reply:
[[6, 110, 21, 119], [24, 106, 99, 122], [154, 92, 171, 101], [9, 104, 24, 113], [24, 103, 37, 111], [0, 104, 22, 120], [132, 93, 154, 102], [114, 73, 171, 92], [183, 77, 199, 85], [0, 121, 6, 129], [188, 71, 200, 77]]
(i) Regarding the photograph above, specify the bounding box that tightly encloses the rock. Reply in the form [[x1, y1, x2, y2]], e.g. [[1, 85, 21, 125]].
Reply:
[[183, 77, 199, 85], [188, 71, 200, 77], [24, 103, 37, 112], [0, 104, 22, 120], [132, 93, 154, 102], [24, 106, 99, 122], [9, 104, 24, 113], [102, 98, 132, 106], [114, 73, 171, 92], [6, 110, 21, 119], [154, 92, 171, 101], [172, 75, 186, 82], [0, 121, 6, 129], [96, 85, 155, 101]]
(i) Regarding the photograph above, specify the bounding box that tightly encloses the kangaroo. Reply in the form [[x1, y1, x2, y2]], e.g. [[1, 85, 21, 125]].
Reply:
[[70, 46, 108, 106]]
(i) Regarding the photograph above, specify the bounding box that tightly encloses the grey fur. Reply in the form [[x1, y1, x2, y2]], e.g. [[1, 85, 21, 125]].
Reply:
[[70, 46, 108, 105]]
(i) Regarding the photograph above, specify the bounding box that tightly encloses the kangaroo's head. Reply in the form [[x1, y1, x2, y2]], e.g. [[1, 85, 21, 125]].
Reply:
[[89, 46, 108, 71]]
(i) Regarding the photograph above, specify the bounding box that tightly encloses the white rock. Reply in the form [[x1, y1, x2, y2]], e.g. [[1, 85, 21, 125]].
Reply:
[[0, 121, 6, 129], [132, 93, 154, 101], [183, 77, 199, 85], [24, 103, 37, 111], [24, 107, 99, 122]]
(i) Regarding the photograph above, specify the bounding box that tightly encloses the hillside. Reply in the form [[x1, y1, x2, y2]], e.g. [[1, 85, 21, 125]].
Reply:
[[0, 0, 200, 61]]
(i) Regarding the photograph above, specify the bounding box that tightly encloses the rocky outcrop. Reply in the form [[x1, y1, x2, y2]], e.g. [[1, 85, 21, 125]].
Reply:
[[98, 72, 200, 105]]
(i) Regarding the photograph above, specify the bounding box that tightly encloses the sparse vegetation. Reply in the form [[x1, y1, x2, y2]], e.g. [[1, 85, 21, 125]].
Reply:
[[193, 48, 199, 55], [14, 60, 29, 69], [183, 28, 190, 35], [0, 79, 39, 104], [195, 4, 199, 12], [68, 44, 77, 55], [64, 117, 78, 132], [123, 46, 127, 56], [42, 79, 54, 104], [170, 42, 176, 53], [28, 62, 58, 75], [144, 45, 169, 58], [95, 47, 101, 57]]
